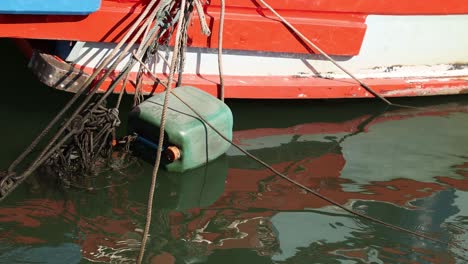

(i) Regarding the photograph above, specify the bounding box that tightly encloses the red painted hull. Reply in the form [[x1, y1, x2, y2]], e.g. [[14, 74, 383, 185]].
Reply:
[[2, 0, 468, 55], [4, 0, 468, 99], [106, 72, 468, 99]]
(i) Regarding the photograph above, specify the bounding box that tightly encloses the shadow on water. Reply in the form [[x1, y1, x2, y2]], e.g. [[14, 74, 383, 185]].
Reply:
[[1, 38, 468, 263], [0, 39, 73, 167]]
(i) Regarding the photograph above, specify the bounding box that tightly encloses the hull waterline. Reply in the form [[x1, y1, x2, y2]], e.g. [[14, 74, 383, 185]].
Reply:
[[2, 0, 468, 99]]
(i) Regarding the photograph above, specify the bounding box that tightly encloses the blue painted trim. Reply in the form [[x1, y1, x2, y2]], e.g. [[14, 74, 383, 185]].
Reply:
[[0, 0, 101, 15]]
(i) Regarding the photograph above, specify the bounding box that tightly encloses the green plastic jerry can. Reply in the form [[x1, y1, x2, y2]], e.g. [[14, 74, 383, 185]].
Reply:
[[128, 86, 233, 172]]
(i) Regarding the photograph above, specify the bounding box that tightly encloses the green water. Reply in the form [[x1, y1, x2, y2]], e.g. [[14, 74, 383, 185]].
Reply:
[[1, 39, 468, 263]]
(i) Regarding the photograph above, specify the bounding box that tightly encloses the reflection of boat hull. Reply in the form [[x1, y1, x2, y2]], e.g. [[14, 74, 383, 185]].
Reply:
[[1, 101, 467, 263], [2, 0, 468, 99], [166, 101, 468, 262]]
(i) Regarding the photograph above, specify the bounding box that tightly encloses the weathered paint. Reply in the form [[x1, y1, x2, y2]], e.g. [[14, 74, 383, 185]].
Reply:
[[207, 0, 468, 15], [26, 50, 468, 99], [0, 1, 367, 56], [0, 0, 101, 15], [59, 66, 468, 99], [7, 0, 468, 99], [3, 0, 468, 55], [71, 14, 468, 79]]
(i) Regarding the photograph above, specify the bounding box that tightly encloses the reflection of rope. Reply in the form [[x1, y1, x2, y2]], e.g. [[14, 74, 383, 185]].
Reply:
[[31, 4, 163, 169], [136, 0, 188, 263], [6, 0, 161, 176], [257, 0, 418, 109], [87, 0, 456, 252], [0, 0, 165, 202], [171, 93, 465, 251], [218, 0, 226, 101], [132, 56, 464, 251]]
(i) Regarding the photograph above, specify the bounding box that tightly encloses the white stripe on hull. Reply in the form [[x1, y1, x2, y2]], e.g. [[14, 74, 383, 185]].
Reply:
[[72, 15, 468, 79]]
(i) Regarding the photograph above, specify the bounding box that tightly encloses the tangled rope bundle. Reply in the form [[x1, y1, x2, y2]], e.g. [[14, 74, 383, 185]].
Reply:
[[1, 1, 465, 263], [0, 0, 195, 200], [43, 102, 120, 187]]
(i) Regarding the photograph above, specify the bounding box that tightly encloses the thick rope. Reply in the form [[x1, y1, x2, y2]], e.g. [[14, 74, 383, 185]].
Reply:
[[28, 19, 162, 175], [31, 7, 162, 168], [21, 65, 134, 180], [7, 0, 161, 174], [194, 0, 211, 35], [132, 59, 466, 252], [218, 0, 226, 101], [176, 3, 192, 87], [116, 73, 129, 109], [0, 1, 165, 201], [170, 93, 465, 252], [136, 0, 187, 263], [132, 11, 158, 108], [256, 0, 419, 109]]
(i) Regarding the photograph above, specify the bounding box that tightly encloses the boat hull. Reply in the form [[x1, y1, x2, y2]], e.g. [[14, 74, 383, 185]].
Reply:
[[4, 0, 468, 99]]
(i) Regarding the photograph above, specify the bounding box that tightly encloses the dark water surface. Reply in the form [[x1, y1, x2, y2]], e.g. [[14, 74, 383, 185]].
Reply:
[[1, 39, 468, 263]]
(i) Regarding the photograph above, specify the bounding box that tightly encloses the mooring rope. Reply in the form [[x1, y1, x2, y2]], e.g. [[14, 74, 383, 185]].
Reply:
[[116, 73, 130, 109], [136, 0, 188, 262], [218, 0, 226, 101], [24, 24, 161, 176], [30, 1, 165, 167], [194, 0, 211, 35], [132, 16, 156, 108], [132, 57, 467, 253], [6, 0, 162, 175], [171, 94, 466, 252], [0, 0, 166, 201], [256, 0, 419, 109], [0, 1, 448, 259], [21, 66, 133, 181], [176, 3, 193, 87]]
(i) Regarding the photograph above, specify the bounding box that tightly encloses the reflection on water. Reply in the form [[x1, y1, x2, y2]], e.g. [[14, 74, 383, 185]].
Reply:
[[1, 39, 468, 263]]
